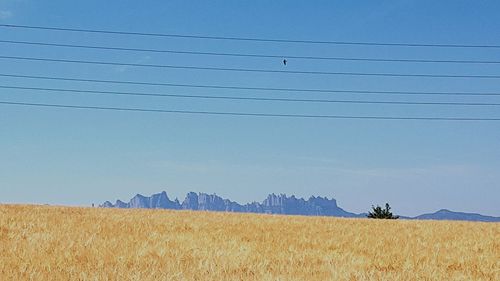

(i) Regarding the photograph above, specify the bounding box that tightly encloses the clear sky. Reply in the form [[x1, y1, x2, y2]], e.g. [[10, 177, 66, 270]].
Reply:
[[1, 0, 499, 217]]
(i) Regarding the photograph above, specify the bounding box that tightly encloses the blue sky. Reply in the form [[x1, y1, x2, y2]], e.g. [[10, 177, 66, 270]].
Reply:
[[0, 0, 499, 216]]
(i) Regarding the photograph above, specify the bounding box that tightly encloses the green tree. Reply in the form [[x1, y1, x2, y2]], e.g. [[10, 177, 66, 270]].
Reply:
[[367, 203, 399, 219]]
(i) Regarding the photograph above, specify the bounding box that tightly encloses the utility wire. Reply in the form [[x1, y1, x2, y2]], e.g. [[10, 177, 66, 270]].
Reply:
[[2, 73, 499, 96], [1, 100, 499, 121], [3, 85, 500, 107], [2, 24, 500, 49], [2, 55, 500, 79], [1, 39, 499, 64]]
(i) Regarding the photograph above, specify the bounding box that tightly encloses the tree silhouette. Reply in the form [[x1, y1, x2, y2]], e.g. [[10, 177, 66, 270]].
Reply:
[[367, 203, 399, 219]]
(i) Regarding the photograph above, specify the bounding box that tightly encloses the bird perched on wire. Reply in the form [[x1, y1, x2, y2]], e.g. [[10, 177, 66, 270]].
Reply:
[[283, 59, 287, 66]]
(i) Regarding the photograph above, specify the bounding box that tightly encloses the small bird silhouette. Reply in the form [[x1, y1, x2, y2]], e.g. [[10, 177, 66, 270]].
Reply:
[[283, 59, 287, 66]]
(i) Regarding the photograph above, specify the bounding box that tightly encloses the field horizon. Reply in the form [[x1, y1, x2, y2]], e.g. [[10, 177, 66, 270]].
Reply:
[[1, 204, 498, 280]]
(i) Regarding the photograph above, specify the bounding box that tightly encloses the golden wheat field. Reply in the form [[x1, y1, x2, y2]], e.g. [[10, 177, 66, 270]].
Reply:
[[0, 205, 499, 281]]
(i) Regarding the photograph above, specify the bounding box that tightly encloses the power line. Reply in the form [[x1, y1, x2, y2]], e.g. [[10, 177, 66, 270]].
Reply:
[[2, 73, 500, 96], [2, 24, 500, 49], [1, 39, 500, 64], [3, 85, 500, 107], [2, 55, 500, 79], [1, 100, 499, 121]]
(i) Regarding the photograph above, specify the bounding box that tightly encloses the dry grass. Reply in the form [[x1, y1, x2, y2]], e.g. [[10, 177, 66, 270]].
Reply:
[[0, 205, 499, 281]]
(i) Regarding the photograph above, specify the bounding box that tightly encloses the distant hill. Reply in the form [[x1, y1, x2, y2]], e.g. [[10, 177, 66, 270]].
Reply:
[[100, 191, 499, 222], [412, 209, 500, 222]]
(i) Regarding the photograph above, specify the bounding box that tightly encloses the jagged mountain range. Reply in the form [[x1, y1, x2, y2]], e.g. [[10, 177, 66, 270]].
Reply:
[[102, 191, 361, 217], [101, 191, 500, 222]]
